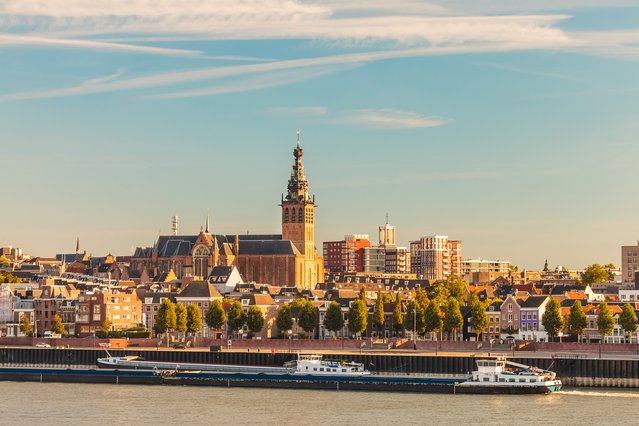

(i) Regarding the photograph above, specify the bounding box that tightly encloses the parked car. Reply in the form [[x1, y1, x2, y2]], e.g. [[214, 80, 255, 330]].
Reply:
[[35, 342, 51, 348], [172, 342, 187, 349], [98, 343, 111, 348]]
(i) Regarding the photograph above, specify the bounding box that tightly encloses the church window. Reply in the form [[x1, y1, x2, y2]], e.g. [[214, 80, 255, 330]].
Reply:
[[291, 208, 296, 223], [284, 208, 289, 223], [193, 246, 210, 278], [298, 208, 303, 223]]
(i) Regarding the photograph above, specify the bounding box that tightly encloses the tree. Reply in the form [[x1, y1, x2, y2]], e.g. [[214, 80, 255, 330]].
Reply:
[[0, 271, 19, 284], [541, 298, 563, 340], [276, 304, 293, 336], [100, 318, 112, 334], [19, 314, 32, 336], [226, 300, 246, 337], [567, 300, 588, 341], [381, 293, 392, 303], [373, 290, 385, 336], [205, 300, 226, 334], [358, 287, 366, 301], [297, 301, 318, 338], [246, 306, 265, 337], [619, 303, 637, 342], [405, 300, 424, 336], [470, 299, 489, 342], [51, 314, 64, 335], [603, 263, 617, 281], [175, 303, 187, 339], [597, 302, 615, 343], [581, 264, 611, 285], [186, 303, 202, 335], [423, 300, 442, 340], [348, 299, 368, 338], [392, 293, 404, 335], [323, 301, 345, 336], [443, 298, 463, 341], [156, 299, 177, 345], [415, 288, 430, 308], [445, 276, 468, 306]]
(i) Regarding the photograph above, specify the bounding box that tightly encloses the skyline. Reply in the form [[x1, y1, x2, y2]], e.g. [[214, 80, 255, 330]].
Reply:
[[2, 1, 639, 269]]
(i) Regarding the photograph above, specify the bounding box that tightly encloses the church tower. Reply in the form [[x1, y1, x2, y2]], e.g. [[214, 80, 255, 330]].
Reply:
[[281, 131, 320, 288], [281, 131, 315, 255]]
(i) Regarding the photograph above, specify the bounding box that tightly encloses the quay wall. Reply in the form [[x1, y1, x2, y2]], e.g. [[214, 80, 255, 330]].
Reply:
[[1, 348, 639, 388]]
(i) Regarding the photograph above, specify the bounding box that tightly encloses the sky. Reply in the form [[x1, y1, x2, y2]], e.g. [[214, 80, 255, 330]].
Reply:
[[1, 0, 638, 270]]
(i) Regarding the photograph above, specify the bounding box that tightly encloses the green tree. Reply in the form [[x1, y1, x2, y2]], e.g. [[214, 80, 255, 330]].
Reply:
[[443, 298, 463, 341], [405, 300, 425, 336], [0, 271, 19, 284], [246, 306, 265, 337], [186, 303, 202, 335], [373, 290, 385, 336], [597, 302, 615, 343], [19, 314, 32, 336], [226, 300, 246, 337], [358, 287, 366, 301], [567, 300, 588, 341], [415, 288, 430, 308], [541, 298, 563, 340], [470, 299, 489, 342], [603, 263, 617, 281], [298, 301, 318, 338], [619, 303, 637, 342], [101, 318, 112, 334], [323, 301, 345, 336], [348, 299, 368, 338], [392, 293, 404, 335], [445, 276, 468, 306], [423, 300, 442, 340], [276, 304, 294, 336], [175, 303, 187, 339], [156, 299, 177, 345], [381, 293, 392, 303], [0, 255, 10, 265], [581, 264, 611, 285], [205, 300, 226, 334], [51, 314, 64, 335]]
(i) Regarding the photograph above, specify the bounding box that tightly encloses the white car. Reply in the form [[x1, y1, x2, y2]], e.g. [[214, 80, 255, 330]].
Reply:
[[35, 342, 51, 348]]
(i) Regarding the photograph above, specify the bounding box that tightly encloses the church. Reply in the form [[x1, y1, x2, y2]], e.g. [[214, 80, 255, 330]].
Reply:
[[130, 133, 324, 290]]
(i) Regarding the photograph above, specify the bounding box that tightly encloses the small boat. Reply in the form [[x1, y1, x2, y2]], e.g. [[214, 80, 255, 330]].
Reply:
[[455, 356, 562, 394]]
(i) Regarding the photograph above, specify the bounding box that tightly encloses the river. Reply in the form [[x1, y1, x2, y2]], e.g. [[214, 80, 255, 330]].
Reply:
[[1, 383, 637, 425]]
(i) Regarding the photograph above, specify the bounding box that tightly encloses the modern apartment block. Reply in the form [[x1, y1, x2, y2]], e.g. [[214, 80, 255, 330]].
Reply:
[[362, 246, 386, 273], [462, 259, 511, 275], [323, 234, 371, 273], [622, 241, 639, 284], [410, 235, 463, 281], [384, 247, 411, 274]]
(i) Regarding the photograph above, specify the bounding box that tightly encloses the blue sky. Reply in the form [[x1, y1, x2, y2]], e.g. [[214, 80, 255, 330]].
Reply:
[[1, 0, 638, 270]]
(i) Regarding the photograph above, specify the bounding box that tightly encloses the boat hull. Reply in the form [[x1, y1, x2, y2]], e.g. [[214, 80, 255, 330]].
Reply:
[[0, 366, 560, 394]]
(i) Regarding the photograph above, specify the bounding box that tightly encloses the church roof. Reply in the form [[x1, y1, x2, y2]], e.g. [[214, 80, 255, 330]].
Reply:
[[177, 281, 222, 299], [237, 240, 301, 256]]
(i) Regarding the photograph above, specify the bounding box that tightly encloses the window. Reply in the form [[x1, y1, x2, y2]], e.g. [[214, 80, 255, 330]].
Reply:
[[291, 208, 296, 223], [284, 208, 289, 223], [508, 303, 512, 312], [298, 209, 303, 223]]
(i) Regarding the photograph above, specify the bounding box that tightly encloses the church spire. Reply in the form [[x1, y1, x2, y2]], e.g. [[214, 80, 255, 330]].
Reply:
[[205, 210, 210, 233], [75, 236, 80, 254], [286, 130, 310, 202]]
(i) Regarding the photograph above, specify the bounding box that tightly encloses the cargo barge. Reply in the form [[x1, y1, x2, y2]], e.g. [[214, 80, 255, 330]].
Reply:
[[0, 354, 561, 394]]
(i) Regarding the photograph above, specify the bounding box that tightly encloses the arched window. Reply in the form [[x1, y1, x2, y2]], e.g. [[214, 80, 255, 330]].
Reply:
[[291, 208, 296, 223], [284, 208, 289, 223], [298, 208, 303, 223], [193, 245, 210, 278]]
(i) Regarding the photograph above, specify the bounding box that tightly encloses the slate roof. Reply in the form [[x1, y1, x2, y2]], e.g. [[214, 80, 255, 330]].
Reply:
[[236, 240, 300, 256], [177, 281, 222, 299], [519, 296, 548, 308]]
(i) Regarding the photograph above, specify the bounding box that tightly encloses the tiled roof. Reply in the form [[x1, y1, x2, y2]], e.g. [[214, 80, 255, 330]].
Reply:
[[177, 281, 222, 299]]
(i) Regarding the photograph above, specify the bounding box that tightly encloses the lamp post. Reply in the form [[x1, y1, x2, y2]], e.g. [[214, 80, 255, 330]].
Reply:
[[413, 305, 417, 350]]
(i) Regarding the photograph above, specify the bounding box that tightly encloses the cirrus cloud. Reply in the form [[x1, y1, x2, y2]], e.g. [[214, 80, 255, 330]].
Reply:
[[340, 109, 451, 129]]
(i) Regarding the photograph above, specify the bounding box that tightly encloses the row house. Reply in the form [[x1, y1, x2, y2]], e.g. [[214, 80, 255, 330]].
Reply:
[[174, 281, 222, 337], [140, 292, 177, 332], [75, 290, 141, 336], [518, 296, 550, 342], [583, 304, 626, 344], [238, 293, 278, 339]]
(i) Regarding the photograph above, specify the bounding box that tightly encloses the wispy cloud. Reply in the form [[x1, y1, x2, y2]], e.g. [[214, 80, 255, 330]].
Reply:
[[148, 66, 346, 99], [472, 61, 573, 80], [267, 106, 328, 116], [79, 69, 126, 86], [339, 109, 451, 129], [0, 34, 206, 57], [0, 43, 562, 101]]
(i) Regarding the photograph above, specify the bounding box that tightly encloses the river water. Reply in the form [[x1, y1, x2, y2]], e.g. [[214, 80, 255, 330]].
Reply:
[[1, 382, 637, 425]]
